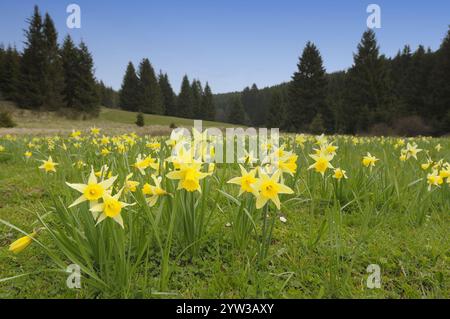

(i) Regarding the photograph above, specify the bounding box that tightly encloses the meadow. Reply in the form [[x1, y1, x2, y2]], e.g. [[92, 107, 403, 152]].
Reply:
[[0, 119, 449, 299]]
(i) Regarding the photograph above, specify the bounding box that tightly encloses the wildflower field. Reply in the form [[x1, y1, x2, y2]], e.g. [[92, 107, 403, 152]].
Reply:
[[0, 128, 448, 299]]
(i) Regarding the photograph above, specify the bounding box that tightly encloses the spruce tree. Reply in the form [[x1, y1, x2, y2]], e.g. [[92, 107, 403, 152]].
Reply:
[[431, 27, 450, 133], [228, 96, 246, 124], [77, 41, 99, 115], [138, 58, 163, 114], [177, 75, 193, 118], [18, 5, 46, 108], [119, 62, 141, 111], [61, 35, 80, 109], [42, 13, 64, 110], [266, 90, 286, 128], [0, 45, 4, 97], [191, 79, 203, 118], [288, 41, 328, 132], [345, 30, 394, 133], [201, 82, 215, 120], [1, 46, 20, 101], [158, 72, 176, 116]]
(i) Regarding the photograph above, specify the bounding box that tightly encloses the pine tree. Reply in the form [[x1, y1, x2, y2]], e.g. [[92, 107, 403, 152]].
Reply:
[[42, 13, 64, 110], [61, 35, 80, 109], [18, 5, 46, 108], [119, 62, 141, 111], [242, 84, 264, 125], [0, 46, 20, 101], [201, 82, 215, 120], [191, 79, 203, 118], [345, 30, 394, 133], [138, 58, 163, 114], [266, 90, 286, 128], [0, 45, 5, 97], [288, 41, 328, 132], [177, 75, 193, 118], [158, 72, 176, 116], [431, 27, 450, 133], [77, 41, 99, 115], [228, 96, 246, 124]]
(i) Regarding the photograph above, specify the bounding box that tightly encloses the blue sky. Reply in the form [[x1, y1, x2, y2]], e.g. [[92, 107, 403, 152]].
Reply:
[[0, 1, 449, 93]]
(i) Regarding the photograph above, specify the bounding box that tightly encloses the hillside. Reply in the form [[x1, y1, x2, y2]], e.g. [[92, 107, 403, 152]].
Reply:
[[0, 100, 238, 135]]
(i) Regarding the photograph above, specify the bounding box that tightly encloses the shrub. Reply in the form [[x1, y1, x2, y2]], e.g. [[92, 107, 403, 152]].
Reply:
[[368, 122, 394, 136], [135, 112, 145, 127], [169, 122, 177, 129], [393, 116, 432, 137], [0, 111, 16, 128]]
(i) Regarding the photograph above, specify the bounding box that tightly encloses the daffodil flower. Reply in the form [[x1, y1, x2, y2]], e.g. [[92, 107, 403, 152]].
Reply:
[[227, 165, 258, 196], [308, 153, 333, 176], [39, 156, 58, 173], [142, 175, 168, 207], [66, 168, 117, 211], [166, 162, 208, 192], [9, 231, 38, 254], [90, 189, 134, 228], [253, 169, 294, 209]]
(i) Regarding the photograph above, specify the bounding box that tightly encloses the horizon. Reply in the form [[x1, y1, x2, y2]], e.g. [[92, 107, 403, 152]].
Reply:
[[0, 1, 449, 93]]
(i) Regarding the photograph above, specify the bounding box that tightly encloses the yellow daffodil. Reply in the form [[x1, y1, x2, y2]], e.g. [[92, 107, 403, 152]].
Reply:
[[90, 189, 133, 228], [90, 127, 101, 135], [39, 156, 58, 173], [227, 165, 258, 196], [278, 154, 298, 176], [333, 168, 348, 180], [24, 151, 32, 158], [362, 152, 379, 168], [134, 154, 158, 175], [166, 162, 208, 192], [253, 169, 294, 209], [142, 175, 167, 207], [427, 170, 443, 190], [125, 173, 139, 193], [308, 153, 333, 176], [9, 231, 37, 254], [66, 168, 117, 211]]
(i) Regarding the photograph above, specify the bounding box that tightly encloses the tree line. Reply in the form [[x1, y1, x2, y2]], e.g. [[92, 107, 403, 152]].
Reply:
[[0, 5, 216, 121], [217, 28, 450, 136], [0, 6, 99, 116], [119, 62, 215, 120]]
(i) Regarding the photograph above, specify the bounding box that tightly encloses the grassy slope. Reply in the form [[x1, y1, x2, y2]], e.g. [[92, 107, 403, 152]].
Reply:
[[0, 100, 238, 135]]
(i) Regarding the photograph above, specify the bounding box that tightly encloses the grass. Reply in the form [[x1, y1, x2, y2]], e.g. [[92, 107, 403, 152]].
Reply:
[[0, 100, 238, 136], [0, 132, 448, 299]]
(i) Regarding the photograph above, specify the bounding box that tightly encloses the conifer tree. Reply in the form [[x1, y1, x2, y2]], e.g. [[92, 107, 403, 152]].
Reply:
[[228, 96, 246, 124], [77, 41, 99, 115], [431, 27, 450, 133], [266, 91, 285, 128], [288, 41, 328, 132], [158, 72, 176, 116], [61, 35, 80, 109], [201, 82, 215, 120], [177, 75, 193, 118], [0, 46, 20, 101], [138, 58, 163, 114], [345, 30, 394, 133], [191, 79, 203, 118], [0, 45, 5, 96], [119, 62, 141, 111], [18, 6, 46, 108], [42, 13, 64, 110]]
